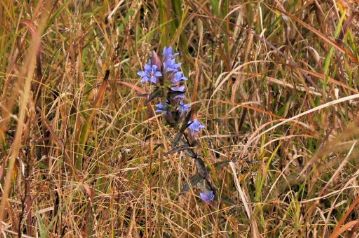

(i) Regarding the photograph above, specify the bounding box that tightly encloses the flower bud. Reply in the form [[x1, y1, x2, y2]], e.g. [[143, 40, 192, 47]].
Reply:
[[151, 50, 162, 70]]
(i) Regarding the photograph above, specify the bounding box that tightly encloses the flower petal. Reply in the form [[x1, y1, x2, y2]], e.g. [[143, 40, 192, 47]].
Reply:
[[144, 63, 151, 71], [200, 191, 215, 203], [188, 119, 205, 134], [137, 71, 146, 77], [150, 76, 158, 84], [171, 85, 185, 92]]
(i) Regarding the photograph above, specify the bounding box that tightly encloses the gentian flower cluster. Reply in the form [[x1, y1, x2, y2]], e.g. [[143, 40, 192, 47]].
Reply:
[[137, 47, 205, 137], [137, 46, 214, 203]]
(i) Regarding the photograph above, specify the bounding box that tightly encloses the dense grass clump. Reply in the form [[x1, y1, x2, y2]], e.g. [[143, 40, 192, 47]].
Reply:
[[0, 1, 359, 237]]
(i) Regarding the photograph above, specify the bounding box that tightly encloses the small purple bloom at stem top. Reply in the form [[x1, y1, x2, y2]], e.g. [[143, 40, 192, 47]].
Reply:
[[188, 119, 205, 135], [137, 62, 162, 84], [163, 46, 178, 60], [200, 190, 215, 203]]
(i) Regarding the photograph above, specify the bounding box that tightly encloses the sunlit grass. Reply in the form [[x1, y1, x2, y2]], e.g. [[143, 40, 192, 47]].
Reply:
[[0, 0, 358, 237]]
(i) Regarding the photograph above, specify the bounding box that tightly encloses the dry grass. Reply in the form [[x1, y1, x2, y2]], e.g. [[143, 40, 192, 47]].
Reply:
[[0, 0, 359, 237]]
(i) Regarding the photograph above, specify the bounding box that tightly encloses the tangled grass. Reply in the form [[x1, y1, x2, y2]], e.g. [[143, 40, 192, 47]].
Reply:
[[0, 0, 359, 237]]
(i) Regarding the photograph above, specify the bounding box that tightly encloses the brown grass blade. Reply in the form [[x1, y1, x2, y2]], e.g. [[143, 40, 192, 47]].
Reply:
[[0, 1, 50, 228], [330, 196, 359, 238], [266, 4, 359, 64]]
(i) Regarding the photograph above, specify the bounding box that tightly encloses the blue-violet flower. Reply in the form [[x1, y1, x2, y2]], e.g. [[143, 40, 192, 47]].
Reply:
[[163, 58, 181, 73], [170, 85, 186, 92], [137, 62, 162, 84], [173, 93, 186, 101], [200, 190, 215, 203], [163, 46, 179, 60], [178, 101, 190, 114], [171, 71, 188, 84], [155, 102, 168, 113], [188, 119, 205, 134]]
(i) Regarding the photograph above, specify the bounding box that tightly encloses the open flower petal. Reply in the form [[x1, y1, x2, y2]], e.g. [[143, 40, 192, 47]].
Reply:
[[188, 119, 205, 134], [138, 62, 162, 84]]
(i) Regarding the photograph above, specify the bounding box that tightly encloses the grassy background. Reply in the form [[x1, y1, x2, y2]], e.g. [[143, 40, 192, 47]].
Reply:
[[0, 0, 359, 237]]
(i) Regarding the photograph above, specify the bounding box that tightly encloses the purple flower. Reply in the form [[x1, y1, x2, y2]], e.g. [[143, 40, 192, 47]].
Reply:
[[171, 71, 187, 84], [170, 85, 186, 92], [137, 62, 162, 84], [173, 93, 185, 101], [163, 58, 181, 73], [178, 101, 190, 114], [200, 190, 215, 203], [155, 102, 168, 113], [188, 119, 205, 135], [163, 46, 179, 60], [162, 47, 182, 73]]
